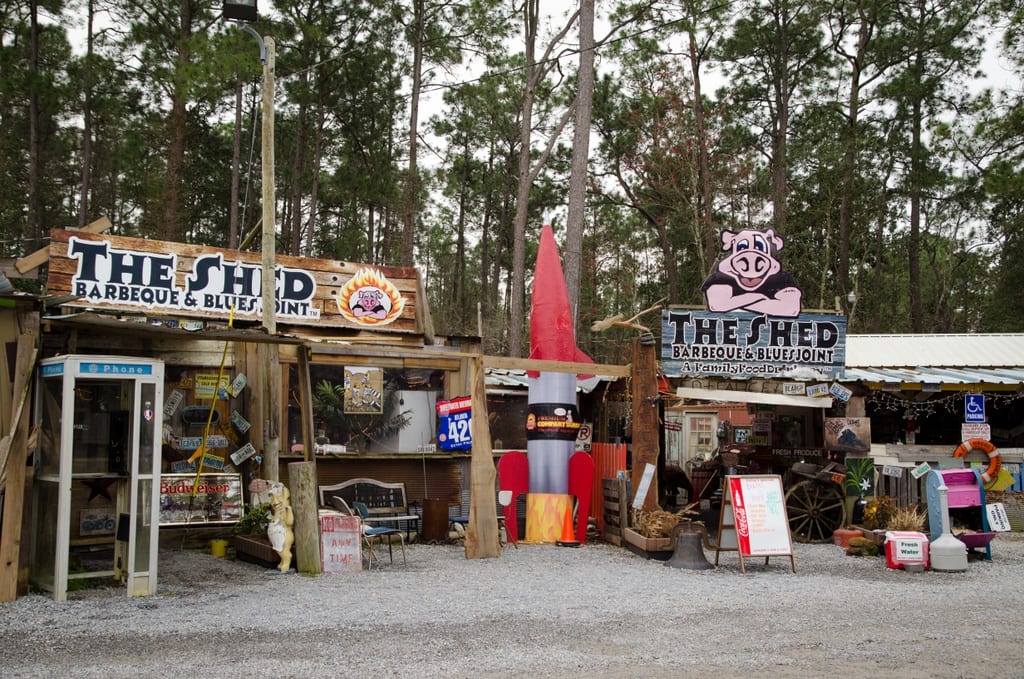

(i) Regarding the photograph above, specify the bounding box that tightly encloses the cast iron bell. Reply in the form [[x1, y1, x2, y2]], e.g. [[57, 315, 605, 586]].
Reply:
[[665, 523, 715, 570]]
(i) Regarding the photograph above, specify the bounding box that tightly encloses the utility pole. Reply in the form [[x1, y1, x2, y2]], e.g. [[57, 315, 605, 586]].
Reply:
[[233, 20, 280, 481], [260, 35, 276, 335]]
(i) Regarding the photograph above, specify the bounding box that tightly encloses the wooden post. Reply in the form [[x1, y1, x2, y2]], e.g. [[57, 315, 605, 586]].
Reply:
[[296, 345, 316, 468], [260, 36, 276, 337], [261, 343, 281, 482], [0, 311, 39, 601], [630, 335, 660, 512], [465, 355, 500, 559], [287, 461, 321, 574]]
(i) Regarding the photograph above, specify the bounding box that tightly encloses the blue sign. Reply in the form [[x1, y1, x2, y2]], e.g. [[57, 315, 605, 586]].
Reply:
[[964, 394, 985, 423], [436, 396, 472, 451], [82, 362, 153, 376]]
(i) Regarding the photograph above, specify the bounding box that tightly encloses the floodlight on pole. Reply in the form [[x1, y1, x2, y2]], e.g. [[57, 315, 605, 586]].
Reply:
[[223, 0, 258, 23]]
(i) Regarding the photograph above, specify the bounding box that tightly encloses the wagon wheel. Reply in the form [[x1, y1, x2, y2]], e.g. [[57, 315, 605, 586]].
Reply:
[[785, 480, 846, 543]]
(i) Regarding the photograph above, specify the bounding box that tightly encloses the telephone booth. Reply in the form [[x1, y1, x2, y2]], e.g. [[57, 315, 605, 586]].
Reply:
[[31, 355, 164, 601]]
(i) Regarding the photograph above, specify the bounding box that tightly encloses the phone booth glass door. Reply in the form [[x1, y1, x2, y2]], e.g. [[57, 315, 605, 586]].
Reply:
[[31, 355, 164, 602]]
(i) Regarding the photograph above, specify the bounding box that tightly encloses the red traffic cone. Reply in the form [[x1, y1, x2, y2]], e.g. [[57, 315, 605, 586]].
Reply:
[[556, 505, 581, 548]]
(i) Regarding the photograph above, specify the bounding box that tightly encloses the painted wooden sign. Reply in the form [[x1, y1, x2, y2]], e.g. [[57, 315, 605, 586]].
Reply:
[[45, 229, 422, 333], [320, 513, 362, 573], [662, 228, 846, 379]]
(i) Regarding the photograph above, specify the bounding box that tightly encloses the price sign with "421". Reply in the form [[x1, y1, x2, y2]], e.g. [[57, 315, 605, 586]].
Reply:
[[436, 396, 472, 451]]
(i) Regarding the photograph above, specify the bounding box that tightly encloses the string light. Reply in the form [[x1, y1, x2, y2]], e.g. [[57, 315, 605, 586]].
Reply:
[[866, 390, 1024, 418]]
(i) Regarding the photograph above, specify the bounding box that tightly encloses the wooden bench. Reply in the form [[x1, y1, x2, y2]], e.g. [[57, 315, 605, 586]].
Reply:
[[318, 478, 420, 540]]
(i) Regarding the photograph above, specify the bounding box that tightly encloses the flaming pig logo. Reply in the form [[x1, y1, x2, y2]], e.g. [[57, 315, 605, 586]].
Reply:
[[338, 268, 405, 326]]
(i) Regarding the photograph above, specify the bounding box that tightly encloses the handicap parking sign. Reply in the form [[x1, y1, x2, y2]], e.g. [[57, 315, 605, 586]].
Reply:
[[964, 394, 985, 423]]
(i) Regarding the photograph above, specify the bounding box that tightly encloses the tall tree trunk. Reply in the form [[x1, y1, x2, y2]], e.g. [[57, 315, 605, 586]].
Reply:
[[509, 0, 539, 358], [400, 0, 425, 267], [908, 53, 924, 332], [771, 31, 790, 234], [304, 98, 325, 257], [77, 0, 95, 228], [565, 0, 594, 329], [27, 0, 42, 250], [687, 26, 715, 275], [160, 0, 192, 242], [455, 136, 469, 312], [836, 0, 873, 316], [289, 78, 308, 256], [229, 78, 243, 249]]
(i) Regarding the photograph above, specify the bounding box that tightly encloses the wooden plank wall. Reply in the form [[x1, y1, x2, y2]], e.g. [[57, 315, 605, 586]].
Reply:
[[873, 467, 927, 507], [874, 466, 1023, 506]]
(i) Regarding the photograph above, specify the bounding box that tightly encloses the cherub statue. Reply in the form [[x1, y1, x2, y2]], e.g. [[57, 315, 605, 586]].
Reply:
[[266, 482, 295, 572]]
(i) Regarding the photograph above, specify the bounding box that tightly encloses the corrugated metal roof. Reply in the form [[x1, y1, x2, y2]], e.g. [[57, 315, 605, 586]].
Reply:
[[842, 366, 1024, 385], [487, 334, 1024, 390], [845, 334, 1024, 368], [484, 369, 612, 394], [842, 334, 1024, 386]]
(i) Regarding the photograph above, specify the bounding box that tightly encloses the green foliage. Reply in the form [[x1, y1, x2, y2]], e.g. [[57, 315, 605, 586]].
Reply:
[[0, 0, 1018, 340], [235, 502, 271, 535], [862, 496, 897, 530]]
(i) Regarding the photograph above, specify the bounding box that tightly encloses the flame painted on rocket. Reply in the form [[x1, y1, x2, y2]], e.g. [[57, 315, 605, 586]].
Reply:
[[525, 225, 594, 494]]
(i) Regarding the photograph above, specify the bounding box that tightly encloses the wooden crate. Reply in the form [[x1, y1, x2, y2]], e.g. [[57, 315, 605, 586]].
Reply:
[[622, 527, 674, 560], [602, 477, 629, 546]]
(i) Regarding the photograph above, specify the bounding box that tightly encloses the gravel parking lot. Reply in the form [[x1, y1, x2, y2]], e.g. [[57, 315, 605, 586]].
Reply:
[[1, 532, 1022, 678]]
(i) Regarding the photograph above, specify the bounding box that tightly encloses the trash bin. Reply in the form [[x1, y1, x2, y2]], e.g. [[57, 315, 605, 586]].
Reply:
[[422, 498, 450, 542]]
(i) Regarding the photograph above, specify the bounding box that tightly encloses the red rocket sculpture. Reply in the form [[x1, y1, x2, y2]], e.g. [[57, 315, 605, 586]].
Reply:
[[498, 224, 595, 544]]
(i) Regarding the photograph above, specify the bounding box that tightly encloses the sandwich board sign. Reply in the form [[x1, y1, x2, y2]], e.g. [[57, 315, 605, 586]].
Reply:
[[715, 475, 796, 573]]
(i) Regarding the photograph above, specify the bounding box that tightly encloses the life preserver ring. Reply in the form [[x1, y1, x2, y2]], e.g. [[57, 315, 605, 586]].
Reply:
[[953, 438, 1001, 483]]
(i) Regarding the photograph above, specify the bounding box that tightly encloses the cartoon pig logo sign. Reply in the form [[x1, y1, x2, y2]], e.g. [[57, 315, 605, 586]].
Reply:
[[701, 228, 802, 317]]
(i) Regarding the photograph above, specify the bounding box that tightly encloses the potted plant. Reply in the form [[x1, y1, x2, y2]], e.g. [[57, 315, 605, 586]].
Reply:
[[232, 502, 278, 567]]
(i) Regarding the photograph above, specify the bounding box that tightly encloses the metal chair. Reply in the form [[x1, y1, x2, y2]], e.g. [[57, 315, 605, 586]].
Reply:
[[351, 500, 406, 567]]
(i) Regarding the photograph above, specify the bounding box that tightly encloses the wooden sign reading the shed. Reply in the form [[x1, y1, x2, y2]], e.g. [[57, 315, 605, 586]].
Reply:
[[45, 229, 423, 333], [715, 475, 796, 573]]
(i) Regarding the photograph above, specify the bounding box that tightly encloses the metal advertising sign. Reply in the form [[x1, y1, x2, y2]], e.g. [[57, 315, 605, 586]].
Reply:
[[159, 473, 243, 525]]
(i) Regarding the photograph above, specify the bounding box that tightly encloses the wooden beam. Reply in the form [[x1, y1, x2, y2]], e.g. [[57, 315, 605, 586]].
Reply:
[[465, 355, 500, 559], [0, 311, 39, 602], [296, 346, 316, 468], [631, 336, 660, 513], [15, 216, 111, 274]]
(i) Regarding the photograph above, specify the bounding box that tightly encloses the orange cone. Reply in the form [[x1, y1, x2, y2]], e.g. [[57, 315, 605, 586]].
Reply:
[[556, 505, 580, 548]]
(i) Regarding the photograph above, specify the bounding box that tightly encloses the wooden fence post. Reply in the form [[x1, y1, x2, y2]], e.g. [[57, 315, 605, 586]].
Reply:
[[287, 461, 321, 574]]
